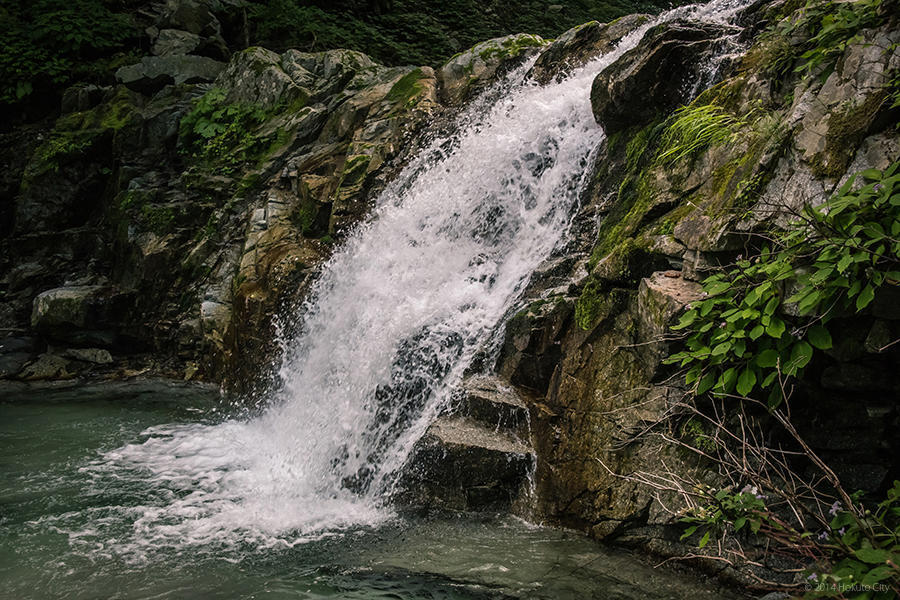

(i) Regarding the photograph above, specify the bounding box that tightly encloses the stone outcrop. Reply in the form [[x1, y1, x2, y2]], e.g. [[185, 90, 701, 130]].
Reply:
[[479, 0, 900, 586], [591, 20, 739, 133], [528, 14, 651, 84], [438, 33, 547, 105]]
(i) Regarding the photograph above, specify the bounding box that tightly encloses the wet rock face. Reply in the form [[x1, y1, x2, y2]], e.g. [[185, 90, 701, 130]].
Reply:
[[528, 14, 651, 85], [483, 1, 899, 585], [496, 298, 573, 395], [590, 20, 736, 133]]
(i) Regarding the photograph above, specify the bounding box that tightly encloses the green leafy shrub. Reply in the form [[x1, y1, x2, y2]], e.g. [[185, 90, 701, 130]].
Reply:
[[768, 0, 887, 77], [680, 486, 768, 549], [0, 0, 135, 105], [681, 482, 900, 599], [807, 483, 900, 599], [666, 161, 900, 405]]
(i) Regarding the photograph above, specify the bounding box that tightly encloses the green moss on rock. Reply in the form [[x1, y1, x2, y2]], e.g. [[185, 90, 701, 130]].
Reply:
[[386, 68, 427, 108]]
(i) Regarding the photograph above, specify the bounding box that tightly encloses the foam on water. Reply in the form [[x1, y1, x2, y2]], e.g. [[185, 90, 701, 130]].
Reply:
[[60, 0, 750, 559]]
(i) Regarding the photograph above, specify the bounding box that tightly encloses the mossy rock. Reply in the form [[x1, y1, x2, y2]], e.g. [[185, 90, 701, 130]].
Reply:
[[438, 33, 547, 105]]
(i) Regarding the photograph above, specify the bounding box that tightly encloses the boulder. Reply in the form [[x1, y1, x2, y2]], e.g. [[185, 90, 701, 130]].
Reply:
[[438, 34, 546, 105], [401, 416, 533, 511], [160, 0, 221, 37], [529, 14, 651, 85], [637, 270, 704, 339], [591, 21, 735, 133], [30, 286, 132, 346], [62, 347, 114, 365], [456, 375, 531, 435], [17, 353, 72, 380], [282, 49, 380, 102], [116, 55, 225, 94], [215, 47, 309, 110], [152, 28, 204, 56]]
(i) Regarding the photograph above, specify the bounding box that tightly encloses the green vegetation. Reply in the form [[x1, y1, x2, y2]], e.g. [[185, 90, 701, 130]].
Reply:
[[667, 161, 900, 405], [385, 68, 427, 106], [681, 482, 900, 598], [244, 0, 689, 68], [2, 0, 689, 114], [671, 168, 900, 597], [762, 0, 889, 78], [656, 104, 761, 166], [178, 88, 270, 173], [23, 88, 138, 183], [0, 0, 135, 106]]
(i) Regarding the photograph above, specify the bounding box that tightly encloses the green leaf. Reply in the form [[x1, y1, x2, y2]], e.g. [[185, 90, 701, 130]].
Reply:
[[696, 372, 717, 395], [756, 349, 779, 368], [856, 284, 875, 311], [859, 168, 883, 181], [749, 325, 764, 340], [854, 547, 891, 564], [734, 517, 746, 531], [862, 565, 896, 585], [699, 530, 710, 548], [765, 317, 785, 339], [716, 367, 737, 393], [705, 281, 731, 296], [673, 310, 698, 330], [789, 341, 814, 372], [807, 325, 832, 350], [736, 368, 757, 396], [711, 342, 731, 356], [680, 525, 698, 541], [761, 370, 778, 388]]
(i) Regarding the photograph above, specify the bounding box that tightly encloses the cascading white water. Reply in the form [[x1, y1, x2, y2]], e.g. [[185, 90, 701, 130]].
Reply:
[[70, 0, 750, 559]]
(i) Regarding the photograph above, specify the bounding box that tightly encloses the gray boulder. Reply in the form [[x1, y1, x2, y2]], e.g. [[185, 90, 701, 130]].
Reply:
[[116, 55, 225, 94], [31, 286, 132, 346], [215, 47, 309, 110], [529, 14, 651, 85], [152, 29, 204, 56], [438, 34, 546, 105]]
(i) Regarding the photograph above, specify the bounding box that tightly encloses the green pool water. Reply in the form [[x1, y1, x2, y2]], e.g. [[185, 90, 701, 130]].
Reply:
[[0, 381, 734, 599]]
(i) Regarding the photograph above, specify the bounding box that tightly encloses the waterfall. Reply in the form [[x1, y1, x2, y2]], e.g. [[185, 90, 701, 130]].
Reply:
[[75, 0, 750, 559]]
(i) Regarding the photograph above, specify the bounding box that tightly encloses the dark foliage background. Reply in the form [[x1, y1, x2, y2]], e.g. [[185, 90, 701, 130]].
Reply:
[[0, 0, 685, 115]]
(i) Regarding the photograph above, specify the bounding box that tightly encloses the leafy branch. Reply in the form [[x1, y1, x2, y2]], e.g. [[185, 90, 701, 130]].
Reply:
[[666, 161, 900, 405]]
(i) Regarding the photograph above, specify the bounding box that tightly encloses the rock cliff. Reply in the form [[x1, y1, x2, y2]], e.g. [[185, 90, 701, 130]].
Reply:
[[2, 0, 899, 590]]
